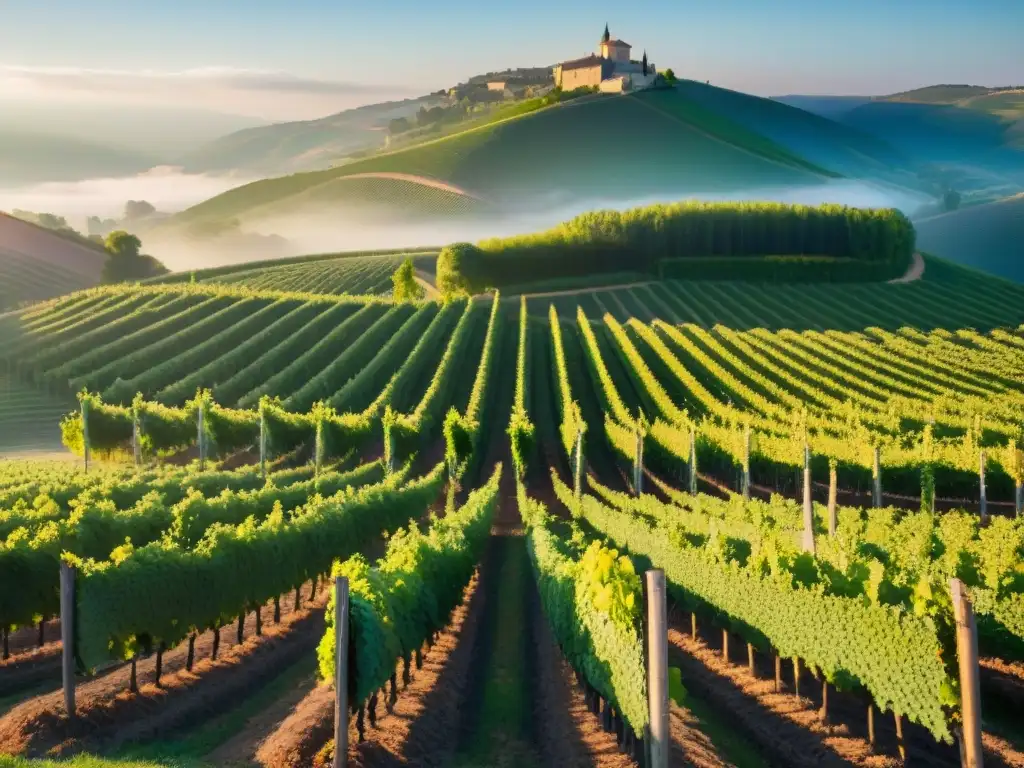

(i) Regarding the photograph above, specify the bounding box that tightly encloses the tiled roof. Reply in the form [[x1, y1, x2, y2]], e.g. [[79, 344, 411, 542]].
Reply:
[[602, 38, 630, 47], [559, 54, 604, 71]]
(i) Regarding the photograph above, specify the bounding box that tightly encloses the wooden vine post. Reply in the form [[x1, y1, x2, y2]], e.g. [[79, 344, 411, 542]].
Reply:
[[81, 397, 90, 473], [259, 407, 268, 480], [196, 400, 207, 471], [574, 427, 584, 498], [645, 569, 669, 768], [950, 578, 983, 768], [742, 422, 751, 501], [688, 428, 698, 495], [315, 417, 324, 478], [827, 458, 838, 536], [979, 450, 988, 523], [60, 561, 76, 720], [801, 444, 815, 554], [132, 412, 141, 467], [334, 576, 350, 768], [872, 446, 881, 508], [633, 426, 644, 497]]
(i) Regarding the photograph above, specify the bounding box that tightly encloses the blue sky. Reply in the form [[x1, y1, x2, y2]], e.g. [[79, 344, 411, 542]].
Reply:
[[1, 0, 1021, 120]]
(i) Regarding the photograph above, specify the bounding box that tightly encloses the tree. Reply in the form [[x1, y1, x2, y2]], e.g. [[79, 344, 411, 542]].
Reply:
[[101, 230, 168, 283], [642, 51, 648, 76], [124, 200, 156, 221], [388, 117, 411, 135], [436, 243, 480, 299], [105, 230, 142, 258], [663, 68, 677, 84], [943, 189, 962, 212], [392, 258, 425, 303]]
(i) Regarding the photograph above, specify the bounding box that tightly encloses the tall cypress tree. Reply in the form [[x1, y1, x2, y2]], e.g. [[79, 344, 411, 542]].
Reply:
[[642, 51, 648, 75]]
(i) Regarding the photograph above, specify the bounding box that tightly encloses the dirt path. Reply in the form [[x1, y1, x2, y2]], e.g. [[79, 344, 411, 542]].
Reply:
[[0, 585, 323, 758], [413, 271, 440, 299], [887, 252, 925, 284], [666, 614, 1023, 768], [203, 659, 320, 766], [336, 172, 482, 200]]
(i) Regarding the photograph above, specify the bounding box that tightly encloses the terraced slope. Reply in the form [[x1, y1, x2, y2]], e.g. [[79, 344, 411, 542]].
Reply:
[[0, 370, 75, 455], [0, 213, 106, 311], [199, 253, 409, 295], [163, 90, 839, 232], [536, 255, 1024, 331]]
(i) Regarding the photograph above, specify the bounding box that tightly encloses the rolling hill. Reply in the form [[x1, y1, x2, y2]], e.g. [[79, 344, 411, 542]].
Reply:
[[830, 85, 1024, 200], [914, 194, 1024, 283], [177, 96, 443, 175], [0, 130, 159, 186], [673, 80, 924, 190], [163, 86, 925, 239], [0, 212, 107, 310], [771, 95, 874, 120]]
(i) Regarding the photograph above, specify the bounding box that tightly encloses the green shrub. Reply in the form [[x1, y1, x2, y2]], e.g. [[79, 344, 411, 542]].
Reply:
[[436, 242, 482, 297], [450, 201, 916, 291]]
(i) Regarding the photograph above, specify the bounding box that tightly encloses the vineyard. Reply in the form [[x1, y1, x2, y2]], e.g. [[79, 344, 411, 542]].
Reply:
[[183, 253, 411, 296], [0, 240, 1023, 767]]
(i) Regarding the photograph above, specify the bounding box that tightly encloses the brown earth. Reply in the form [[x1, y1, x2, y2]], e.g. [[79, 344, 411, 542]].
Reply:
[[205, 658, 321, 767], [666, 611, 1024, 768], [0, 582, 326, 758], [262, 572, 486, 768]]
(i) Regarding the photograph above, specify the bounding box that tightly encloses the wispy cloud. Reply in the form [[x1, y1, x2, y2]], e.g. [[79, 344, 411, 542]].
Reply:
[[0, 65, 418, 120]]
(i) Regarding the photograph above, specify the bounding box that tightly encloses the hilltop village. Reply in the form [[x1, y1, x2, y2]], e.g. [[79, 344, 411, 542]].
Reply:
[[553, 25, 658, 92]]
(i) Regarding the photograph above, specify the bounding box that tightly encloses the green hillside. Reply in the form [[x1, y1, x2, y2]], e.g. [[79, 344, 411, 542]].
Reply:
[[166, 89, 841, 232], [840, 86, 1024, 193], [914, 194, 1024, 283], [673, 80, 926, 189], [177, 96, 440, 175]]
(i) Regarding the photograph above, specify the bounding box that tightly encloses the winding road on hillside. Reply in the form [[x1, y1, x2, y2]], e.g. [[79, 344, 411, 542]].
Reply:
[[888, 251, 925, 283], [335, 172, 481, 199]]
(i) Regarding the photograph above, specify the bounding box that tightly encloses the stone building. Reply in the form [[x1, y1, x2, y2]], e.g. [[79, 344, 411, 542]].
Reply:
[[553, 25, 657, 93]]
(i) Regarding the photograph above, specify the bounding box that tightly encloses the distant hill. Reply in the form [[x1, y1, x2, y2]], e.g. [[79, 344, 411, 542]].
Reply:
[[771, 95, 874, 120], [673, 81, 925, 192], [176, 96, 444, 175], [0, 131, 159, 186], [880, 84, 1023, 105], [0, 100, 266, 159], [832, 84, 1024, 200], [914, 194, 1024, 283], [0, 212, 106, 310], [165, 86, 898, 241]]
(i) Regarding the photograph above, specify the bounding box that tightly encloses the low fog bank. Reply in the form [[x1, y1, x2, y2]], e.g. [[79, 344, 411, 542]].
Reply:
[[0, 171, 933, 273], [148, 178, 931, 272], [0, 167, 256, 231]]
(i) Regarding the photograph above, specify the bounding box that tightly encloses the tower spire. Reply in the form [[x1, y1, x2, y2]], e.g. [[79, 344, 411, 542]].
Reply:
[[602, 23, 610, 43]]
